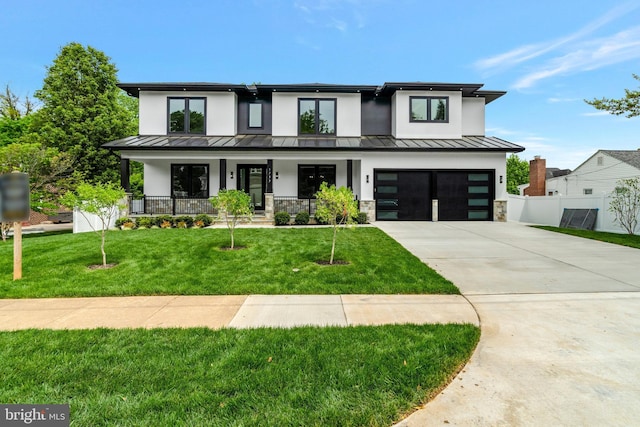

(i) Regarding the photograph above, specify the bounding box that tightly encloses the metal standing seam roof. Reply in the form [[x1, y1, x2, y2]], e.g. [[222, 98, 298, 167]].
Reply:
[[103, 135, 524, 152]]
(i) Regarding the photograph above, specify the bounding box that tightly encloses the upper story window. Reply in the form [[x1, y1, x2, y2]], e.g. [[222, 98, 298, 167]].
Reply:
[[248, 102, 263, 128], [410, 96, 448, 122], [299, 99, 336, 135], [597, 156, 604, 166], [168, 97, 206, 134]]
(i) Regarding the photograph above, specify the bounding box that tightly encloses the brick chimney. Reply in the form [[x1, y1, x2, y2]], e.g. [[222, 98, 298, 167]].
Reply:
[[524, 156, 546, 196]]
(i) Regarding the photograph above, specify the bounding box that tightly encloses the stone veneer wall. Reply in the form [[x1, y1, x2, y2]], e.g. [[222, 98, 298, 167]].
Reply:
[[493, 200, 507, 222], [359, 200, 376, 223]]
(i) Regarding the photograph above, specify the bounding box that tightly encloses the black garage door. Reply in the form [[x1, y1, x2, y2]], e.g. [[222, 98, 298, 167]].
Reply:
[[375, 170, 494, 221]]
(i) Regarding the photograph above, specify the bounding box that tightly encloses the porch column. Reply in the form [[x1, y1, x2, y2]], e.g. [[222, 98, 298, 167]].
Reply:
[[347, 159, 353, 190], [219, 159, 227, 191], [266, 159, 273, 193], [120, 158, 130, 192]]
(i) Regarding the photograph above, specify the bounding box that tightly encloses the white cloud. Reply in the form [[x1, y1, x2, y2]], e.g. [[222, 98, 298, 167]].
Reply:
[[582, 111, 611, 116], [547, 97, 581, 103], [512, 26, 640, 89], [328, 18, 347, 32], [474, 2, 640, 89]]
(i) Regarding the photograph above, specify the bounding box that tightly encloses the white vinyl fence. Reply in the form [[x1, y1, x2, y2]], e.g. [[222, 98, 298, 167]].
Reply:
[[507, 194, 632, 233], [72, 205, 125, 234]]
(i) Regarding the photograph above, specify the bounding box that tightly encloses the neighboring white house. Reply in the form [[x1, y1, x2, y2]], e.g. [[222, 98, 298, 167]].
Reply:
[[103, 82, 524, 222], [546, 150, 640, 196]]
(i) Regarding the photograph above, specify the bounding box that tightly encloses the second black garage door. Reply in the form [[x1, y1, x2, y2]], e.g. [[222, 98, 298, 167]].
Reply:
[[374, 170, 494, 221]]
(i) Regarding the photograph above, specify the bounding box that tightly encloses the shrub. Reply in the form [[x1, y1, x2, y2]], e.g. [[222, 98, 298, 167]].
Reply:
[[154, 215, 174, 228], [115, 217, 133, 228], [135, 217, 153, 228], [294, 211, 310, 225], [355, 212, 368, 224], [274, 211, 291, 226], [194, 214, 213, 227], [174, 215, 194, 228], [314, 212, 328, 225]]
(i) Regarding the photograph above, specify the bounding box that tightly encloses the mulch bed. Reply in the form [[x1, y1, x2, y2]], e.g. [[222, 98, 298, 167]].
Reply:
[[87, 263, 117, 270], [315, 260, 350, 265]]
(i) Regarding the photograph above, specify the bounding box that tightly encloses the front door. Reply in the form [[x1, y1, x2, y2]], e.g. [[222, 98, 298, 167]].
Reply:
[[237, 165, 266, 210]]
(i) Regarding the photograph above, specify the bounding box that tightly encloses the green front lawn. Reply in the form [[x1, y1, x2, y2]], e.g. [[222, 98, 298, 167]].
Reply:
[[0, 325, 479, 426], [0, 227, 457, 298], [533, 226, 640, 249]]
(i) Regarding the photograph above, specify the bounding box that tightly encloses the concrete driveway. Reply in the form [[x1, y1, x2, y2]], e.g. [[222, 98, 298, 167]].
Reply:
[[377, 221, 640, 427]]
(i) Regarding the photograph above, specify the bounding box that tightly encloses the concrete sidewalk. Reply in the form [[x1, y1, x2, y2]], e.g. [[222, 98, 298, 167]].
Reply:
[[0, 294, 478, 331]]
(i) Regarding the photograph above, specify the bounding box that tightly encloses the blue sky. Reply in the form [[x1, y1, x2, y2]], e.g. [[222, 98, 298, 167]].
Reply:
[[2, 0, 640, 169]]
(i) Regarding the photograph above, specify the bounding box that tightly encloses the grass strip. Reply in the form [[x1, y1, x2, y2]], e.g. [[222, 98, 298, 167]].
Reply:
[[533, 226, 640, 249], [0, 228, 458, 297], [0, 324, 479, 426]]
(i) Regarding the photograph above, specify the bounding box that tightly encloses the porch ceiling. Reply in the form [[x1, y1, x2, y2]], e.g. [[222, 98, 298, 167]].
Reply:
[[103, 135, 524, 153]]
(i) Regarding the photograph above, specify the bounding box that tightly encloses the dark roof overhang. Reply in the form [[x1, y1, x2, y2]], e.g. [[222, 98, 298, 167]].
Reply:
[[376, 83, 506, 103], [255, 83, 378, 94], [117, 81, 507, 103], [103, 135, 524, 153], [117, 83, 251, 98]]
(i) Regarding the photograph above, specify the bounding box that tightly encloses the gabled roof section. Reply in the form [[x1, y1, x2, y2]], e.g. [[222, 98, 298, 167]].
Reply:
[[601, 150, 640, 171], [104, 135, 524, 153]]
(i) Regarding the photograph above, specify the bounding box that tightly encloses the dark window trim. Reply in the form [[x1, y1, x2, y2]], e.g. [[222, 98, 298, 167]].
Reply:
[[248, 101, 264, 129], [167, 97, 207, 135], [409, 96, 449, 123], [298, 98, 337, 136], [170, 163, 210, 198], [297, 164, 337, 199]]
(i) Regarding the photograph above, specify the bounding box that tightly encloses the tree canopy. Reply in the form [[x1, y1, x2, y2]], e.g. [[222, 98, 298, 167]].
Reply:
[[585, 74, 640, 118], [33, 42, 136, 183], [506, 154, 529, 195]]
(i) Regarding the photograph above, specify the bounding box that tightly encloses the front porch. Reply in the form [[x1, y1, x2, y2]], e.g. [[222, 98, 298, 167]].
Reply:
[[124, 194, 354, 220]]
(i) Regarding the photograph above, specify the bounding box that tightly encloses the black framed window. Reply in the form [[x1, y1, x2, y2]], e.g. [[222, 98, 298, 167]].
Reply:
[[410, 96, 448, 122], [248, 102, 263, 128], [298, 165, 336, 198], [299, 98, 336, 135], [171, 164, 209, 197], [168, 97, 206, 134]]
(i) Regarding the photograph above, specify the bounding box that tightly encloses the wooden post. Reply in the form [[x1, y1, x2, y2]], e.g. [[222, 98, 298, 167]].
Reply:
[[13, 221, 22, 280]]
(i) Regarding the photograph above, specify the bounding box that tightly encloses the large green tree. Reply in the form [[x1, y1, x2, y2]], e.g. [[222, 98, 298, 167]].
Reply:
[[506, 154, 529, 195], [33, 42, 136, 183], [586, 74, 640, 117]]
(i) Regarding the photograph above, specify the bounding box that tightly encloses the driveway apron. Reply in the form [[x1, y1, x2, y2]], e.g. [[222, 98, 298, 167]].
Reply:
[[377, 221, 640, 427]]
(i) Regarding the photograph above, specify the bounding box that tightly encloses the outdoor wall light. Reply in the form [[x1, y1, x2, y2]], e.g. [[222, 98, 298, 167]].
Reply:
[[499, 175, 503, 183], [366, 174, 370, 183], [275, 172, 279, 179], [230, 171, 234, 179]]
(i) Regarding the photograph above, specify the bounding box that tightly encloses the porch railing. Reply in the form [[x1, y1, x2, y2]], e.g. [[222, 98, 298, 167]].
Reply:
[[273, 196, 318, 216], [128, 196, 217, 216]]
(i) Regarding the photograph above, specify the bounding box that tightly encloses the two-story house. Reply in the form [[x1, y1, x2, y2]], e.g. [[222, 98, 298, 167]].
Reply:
[[104, 82, 524, 222]]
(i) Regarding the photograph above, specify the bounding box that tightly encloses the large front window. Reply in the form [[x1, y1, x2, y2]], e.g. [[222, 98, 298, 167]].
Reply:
[[299, 99, 336, 135], [298, 165, 336, 198], [171, 164, 209, 197], [168, 97, 206, 134], [410, 96, 448, 122]]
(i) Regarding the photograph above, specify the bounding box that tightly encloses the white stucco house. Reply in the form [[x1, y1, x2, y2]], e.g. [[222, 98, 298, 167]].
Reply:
[[103, 82, 524, 222], [546, 150, 640, 196]]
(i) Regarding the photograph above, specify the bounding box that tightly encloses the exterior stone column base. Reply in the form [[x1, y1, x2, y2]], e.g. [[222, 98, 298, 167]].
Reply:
[[432, 199, 439, 221], [359, 200, 376, 223], [264, 193, 274, 220], [493, 199, 507, 222]]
